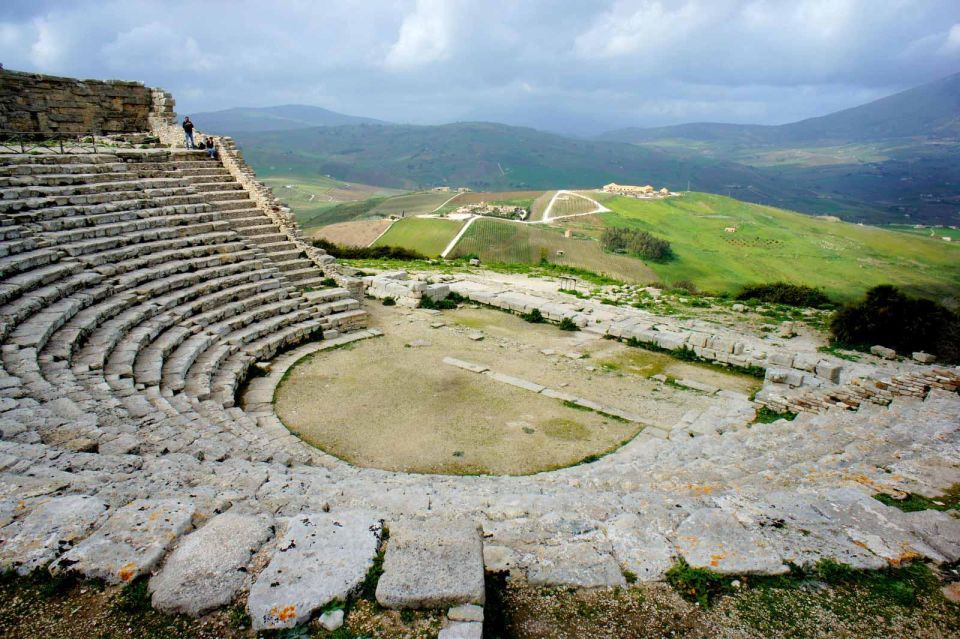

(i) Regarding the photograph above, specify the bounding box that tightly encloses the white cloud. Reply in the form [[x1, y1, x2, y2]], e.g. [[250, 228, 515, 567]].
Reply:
[[943, 23, 960, 53], [101, 23, 222, 73], [0, 0, 956, 132], [385, 0, 453, 70], [573, 1, 701, 60], [29, 18, 64, 69]]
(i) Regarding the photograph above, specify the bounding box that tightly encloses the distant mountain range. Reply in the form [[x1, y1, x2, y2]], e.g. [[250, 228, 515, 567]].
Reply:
[[599, 71, 960, 146], [189, 104, 386, 134], [238, 121, 792, 197], [208, 72, 960, 225]]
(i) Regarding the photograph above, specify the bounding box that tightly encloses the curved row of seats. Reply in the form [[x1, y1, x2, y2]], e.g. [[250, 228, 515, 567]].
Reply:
[[0, 149, 364, 465]]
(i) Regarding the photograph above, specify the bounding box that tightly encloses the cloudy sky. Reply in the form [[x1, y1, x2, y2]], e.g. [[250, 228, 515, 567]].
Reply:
[[2, 0, 959, 135]]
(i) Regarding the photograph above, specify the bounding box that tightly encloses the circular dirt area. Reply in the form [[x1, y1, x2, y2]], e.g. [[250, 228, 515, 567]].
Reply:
[[275, 303, 759, 475]]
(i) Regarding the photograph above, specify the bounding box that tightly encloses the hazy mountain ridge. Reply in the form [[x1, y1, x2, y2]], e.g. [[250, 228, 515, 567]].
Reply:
[[190, 104, 387, 134], [600, 72, 960, 146]]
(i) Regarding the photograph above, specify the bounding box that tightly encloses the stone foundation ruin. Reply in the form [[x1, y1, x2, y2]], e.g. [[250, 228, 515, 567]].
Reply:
[[0, 69, 957, 636]]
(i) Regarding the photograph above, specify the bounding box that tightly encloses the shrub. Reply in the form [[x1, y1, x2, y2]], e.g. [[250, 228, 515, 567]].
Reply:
[[736, 282, 831, 307], [381, 296, 396, 306], [830, 285, 959, 363], [321, 277, 338, 287], [312, 237, 426, 261], [522, 308, 544, 323], [558, 317, 579, 331], [418, 291, 463, 310], [664, 559, 733, 607], [601, 227, 673, 262]]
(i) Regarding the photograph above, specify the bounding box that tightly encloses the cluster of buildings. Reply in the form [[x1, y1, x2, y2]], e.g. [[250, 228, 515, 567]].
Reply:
[[451, 201, 527, 221], [602, 183, 677, 198]]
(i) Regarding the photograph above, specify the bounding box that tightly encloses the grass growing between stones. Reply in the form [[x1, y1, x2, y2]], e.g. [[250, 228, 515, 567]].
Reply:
[[874, 484, 960, 512], [753, 406, 799, 424]]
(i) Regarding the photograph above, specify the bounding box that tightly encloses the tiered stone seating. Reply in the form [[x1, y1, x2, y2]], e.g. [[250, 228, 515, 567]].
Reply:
[[1, 143, 957, 634], [0, 149, 366, 452]]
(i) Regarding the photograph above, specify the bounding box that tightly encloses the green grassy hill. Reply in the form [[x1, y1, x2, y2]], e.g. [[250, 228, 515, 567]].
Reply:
[[368, 191, 958, 301], [596, 193, 960, 301]]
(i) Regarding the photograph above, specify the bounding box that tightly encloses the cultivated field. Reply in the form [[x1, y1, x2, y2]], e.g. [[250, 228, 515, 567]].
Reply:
[[310, 219, 393, 246], [528, 190, 556, 221], [449, 218, 658, 283], [601, 193, 960, 300], [368, 191, 456, 217], [371, 217, 465, 256], [262, 175, 403, 227], [547, 191, 605, 218]]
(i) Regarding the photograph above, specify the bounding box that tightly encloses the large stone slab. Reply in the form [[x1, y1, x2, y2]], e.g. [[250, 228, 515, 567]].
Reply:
[[248, 511, 381, 630], [814, 488, 947, 564], [150, 512, 274, 616], [0, 496, 107, 575], [901, 509, 960, 562], [734, 492, 885, 570], [601, 513, 674, 581], [376, 519, 485, 609], [527, 543, 626, 588], [442, 357, 488, 374], [674, 509, 787, 575], [52, 498, 195, 584]]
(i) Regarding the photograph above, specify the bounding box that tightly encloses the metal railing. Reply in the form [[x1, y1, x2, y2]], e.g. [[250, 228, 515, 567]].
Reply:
[[0, 130, 102, 154]]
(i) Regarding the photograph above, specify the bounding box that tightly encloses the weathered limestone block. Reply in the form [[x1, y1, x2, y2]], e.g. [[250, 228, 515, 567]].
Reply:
[[870, 345, 897, 360], [527, 543, 625, 588], [768, 351, 795, 368], [912, 352, 936, 364], [150, 512, 274, 616], [601, 514, 674, 581], [376, 519, 485, 609], [248, 511, 381, 630], [674, 509, 787, 575], [815, 360, 843, 384], [765, 367, 803, 387], [900, 509, 960, 562], [0, 496, 107, 575], [52, 499, 195, 584], [816, 488, 947, 564], [792, 353, 819, 372]]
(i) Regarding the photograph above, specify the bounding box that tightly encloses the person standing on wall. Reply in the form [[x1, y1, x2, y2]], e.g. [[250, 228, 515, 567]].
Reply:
[[183, 116, 195, 149]]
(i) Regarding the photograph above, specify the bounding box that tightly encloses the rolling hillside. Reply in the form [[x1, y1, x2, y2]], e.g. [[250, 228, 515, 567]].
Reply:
[[192, 104, 386, 134], [597, 73, 960, 225], [368, 191, 959, 302], [239, 122, 811, 204]]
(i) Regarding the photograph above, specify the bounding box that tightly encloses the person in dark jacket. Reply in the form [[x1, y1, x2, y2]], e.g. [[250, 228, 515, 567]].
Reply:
[[182, 116, 195, 149], [205, 136, 218, 159]]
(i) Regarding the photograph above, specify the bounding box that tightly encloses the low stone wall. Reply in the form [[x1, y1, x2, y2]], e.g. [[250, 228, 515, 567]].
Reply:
[[364, 271, 450, 306], [757, 368, 960, 414], [1, 69, 152, 133]]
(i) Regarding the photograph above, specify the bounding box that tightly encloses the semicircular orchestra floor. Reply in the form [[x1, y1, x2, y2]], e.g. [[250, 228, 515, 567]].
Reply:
[[273, 303, 760, 475]]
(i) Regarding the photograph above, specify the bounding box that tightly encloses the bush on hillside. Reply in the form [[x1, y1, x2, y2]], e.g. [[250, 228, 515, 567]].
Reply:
[[601, 227, 673, 262], [312, 238, 426, 260], [830, 285, 959, 363], [736, 282, 831, 307]]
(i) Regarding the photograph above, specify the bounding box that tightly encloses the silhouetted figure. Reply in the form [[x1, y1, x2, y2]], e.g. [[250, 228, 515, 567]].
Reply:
[[182, 116, 195, 149]]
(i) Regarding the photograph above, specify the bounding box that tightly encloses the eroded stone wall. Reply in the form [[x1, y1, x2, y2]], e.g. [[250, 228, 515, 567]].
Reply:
[[0, 69, 152, 133]]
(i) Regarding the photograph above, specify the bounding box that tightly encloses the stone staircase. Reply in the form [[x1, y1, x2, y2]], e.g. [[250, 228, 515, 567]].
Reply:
[[0, 149, 957, 635]]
